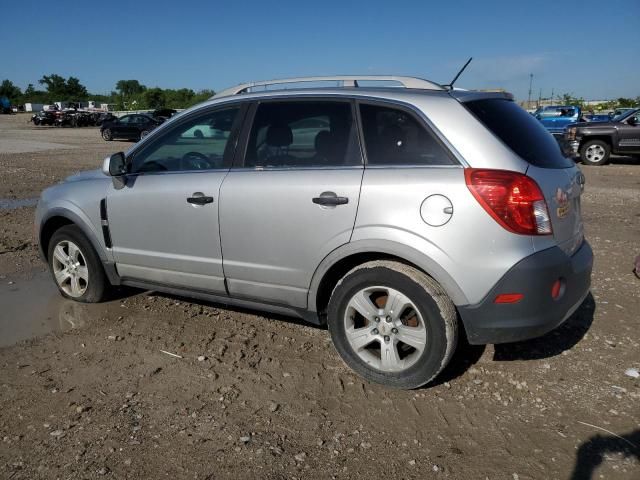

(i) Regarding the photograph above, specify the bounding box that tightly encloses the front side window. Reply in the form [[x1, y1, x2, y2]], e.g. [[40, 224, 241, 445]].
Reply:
[[359, 104, 455, 166], [245, 101, 361, 168], [130, 107, 239, 173], [118, 115, 132, 124]]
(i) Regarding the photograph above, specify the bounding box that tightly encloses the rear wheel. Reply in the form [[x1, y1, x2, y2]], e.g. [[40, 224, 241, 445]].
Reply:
[[580, 139, 610, 166], [327, 261, 458, 389], [102, 128, 113, 141], [48, 225, 110, 303]]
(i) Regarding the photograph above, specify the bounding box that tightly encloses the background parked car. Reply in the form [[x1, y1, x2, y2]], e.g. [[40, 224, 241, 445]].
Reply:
[[533, 105, 584, 139], [100, 114, 163, 141], [30, 110, 56, 126], [565, 108, 640, 165], [152, 108, 178, 121]]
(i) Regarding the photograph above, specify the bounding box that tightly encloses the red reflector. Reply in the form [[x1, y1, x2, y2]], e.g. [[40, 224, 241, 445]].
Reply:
[[494, 293, 524, 304], [551, 279, 562, 300]]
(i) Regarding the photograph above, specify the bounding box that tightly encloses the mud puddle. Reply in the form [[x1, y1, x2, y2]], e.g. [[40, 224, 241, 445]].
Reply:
[[0, 197, 38, 210], [0, 272, 103, 347]]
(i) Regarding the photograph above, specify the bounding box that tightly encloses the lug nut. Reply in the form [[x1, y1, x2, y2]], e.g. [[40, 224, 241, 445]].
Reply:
[[391, 328, 398, 334], [385, 316, 392, 323], [374, 316, 380, 323], [384, 335, 390, 342], [372, 328, 379, 335]]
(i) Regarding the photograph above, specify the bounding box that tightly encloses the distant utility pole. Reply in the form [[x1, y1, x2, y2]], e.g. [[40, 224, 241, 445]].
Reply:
[[538, 88, 542, 106], [551, 88, 555, 103], [528, 74, 533, 108]]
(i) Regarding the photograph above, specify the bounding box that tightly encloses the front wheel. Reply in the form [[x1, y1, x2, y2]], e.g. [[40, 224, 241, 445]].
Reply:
[[140, 129, 151, 140], [580, 139, 610, 166], [102, 128, 113, 141], [48, 225, 110, 303], [327, 261, 458, 389]]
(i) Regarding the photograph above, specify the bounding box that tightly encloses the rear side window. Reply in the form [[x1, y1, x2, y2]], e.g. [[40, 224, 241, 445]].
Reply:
[[465, 99, 573, 168], [359, 103, 455, 166], [245, 101, 361, 168]]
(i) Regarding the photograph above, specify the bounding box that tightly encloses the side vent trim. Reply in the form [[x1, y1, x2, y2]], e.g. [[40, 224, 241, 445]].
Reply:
[[99, 198, 112, 248]]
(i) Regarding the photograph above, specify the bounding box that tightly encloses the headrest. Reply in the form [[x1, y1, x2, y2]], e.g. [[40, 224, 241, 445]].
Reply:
[[266, 124, 293, 147], [314, 130, 332, 152]]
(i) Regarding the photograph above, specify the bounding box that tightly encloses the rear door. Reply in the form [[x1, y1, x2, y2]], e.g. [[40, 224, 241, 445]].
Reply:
[[219, 99, 363, 308], [465, 98, 585, 255]]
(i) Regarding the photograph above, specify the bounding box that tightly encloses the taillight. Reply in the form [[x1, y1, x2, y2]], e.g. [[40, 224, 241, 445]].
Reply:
[[465, 169, 552, 235]]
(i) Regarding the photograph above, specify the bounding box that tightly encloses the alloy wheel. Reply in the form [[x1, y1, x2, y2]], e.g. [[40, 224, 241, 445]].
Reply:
[[585, 144, 605, 163], [343, 286, 427, 372], [51, 240, 89, 298]]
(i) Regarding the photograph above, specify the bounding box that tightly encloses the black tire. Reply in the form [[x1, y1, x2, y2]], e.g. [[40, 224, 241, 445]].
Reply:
[[33, 118, 40, 126], [140, 129, 150, 140], [327, 261, 458, 389], [47, 225, 110, 303], [102, 128, 113, 141], [580, 139, 610, 166]]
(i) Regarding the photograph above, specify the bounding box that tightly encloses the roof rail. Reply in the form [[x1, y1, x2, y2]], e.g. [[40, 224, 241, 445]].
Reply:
[[212, 75, 444, 98]]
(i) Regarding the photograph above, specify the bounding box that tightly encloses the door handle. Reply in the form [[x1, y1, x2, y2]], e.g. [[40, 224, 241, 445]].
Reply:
[[312, 192, 349, 206], [187, 195, 214, 205]]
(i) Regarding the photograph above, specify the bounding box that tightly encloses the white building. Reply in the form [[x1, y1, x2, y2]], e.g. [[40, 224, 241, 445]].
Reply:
[[24, 103, 44, 112]]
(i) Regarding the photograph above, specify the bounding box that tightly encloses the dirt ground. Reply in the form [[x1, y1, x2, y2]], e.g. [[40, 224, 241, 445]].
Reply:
[[0, 113, 638, 479]]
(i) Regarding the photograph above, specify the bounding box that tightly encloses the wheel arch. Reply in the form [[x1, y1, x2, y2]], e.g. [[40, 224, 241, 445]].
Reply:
[[308, 239, 469, 321], [579, 135, 613, 150], [39, 208, 107, 264]]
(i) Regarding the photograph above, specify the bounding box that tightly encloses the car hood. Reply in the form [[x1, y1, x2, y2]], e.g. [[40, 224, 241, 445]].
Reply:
[[63, 168, 105, 183], [572, 120, 617, 128]]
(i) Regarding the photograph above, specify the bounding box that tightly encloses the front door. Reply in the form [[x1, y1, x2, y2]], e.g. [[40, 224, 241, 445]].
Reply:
[[107, 105, 243, 292], [617, 111, 640, 154], [219, 99, 364, 308]]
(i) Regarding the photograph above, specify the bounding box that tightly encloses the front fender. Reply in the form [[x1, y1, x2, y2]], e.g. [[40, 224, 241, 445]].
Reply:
[[38, 201, 111, 263]]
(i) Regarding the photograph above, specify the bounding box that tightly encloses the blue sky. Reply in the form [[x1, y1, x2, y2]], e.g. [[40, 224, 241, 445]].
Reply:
[[1, 0, 638, 101]]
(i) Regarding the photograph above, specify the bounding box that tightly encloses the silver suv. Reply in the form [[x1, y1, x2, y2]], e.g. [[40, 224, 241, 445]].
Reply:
[[35, 76, 593, 388]]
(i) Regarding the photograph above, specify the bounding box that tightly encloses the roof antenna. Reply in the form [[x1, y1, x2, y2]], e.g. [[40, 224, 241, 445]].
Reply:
[[444, 57, 473, 90]]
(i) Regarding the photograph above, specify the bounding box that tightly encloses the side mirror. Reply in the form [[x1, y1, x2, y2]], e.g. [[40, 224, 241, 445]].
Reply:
[[102, 152, 126, 176], [628, 116, 638, 126]]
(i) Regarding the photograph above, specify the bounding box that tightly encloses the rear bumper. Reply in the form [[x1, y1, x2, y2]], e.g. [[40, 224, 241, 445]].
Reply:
[[458, 241, 593, 345]]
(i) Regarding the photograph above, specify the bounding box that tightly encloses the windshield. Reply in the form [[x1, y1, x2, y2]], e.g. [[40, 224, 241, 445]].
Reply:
[[465, 98, 573, 168]]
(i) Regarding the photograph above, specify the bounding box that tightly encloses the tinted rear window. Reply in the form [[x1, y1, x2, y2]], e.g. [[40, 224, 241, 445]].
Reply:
[[465, 99, 573, 168]]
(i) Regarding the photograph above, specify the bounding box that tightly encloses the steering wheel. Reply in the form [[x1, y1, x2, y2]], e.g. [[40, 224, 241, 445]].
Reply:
[[181, 151, 211, 170]]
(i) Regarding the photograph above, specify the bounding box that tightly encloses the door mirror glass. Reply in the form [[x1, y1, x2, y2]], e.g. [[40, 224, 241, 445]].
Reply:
[[628, 115, 638, 126], [102, 152, 126, 176]]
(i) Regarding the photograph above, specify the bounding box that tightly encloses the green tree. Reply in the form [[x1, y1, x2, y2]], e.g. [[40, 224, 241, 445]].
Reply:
[[192, 89, 216, 105], [556, 93, 585, 108], [143, 88, 165, 109], [616, 97, 636, 108], [66, 77, 88, 99], [23, 83, 36, 97], [0, 79, 22, 100], [39, 74, 68, 98], [38, 74, 89, 101], [116, 80, 146, 98]]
